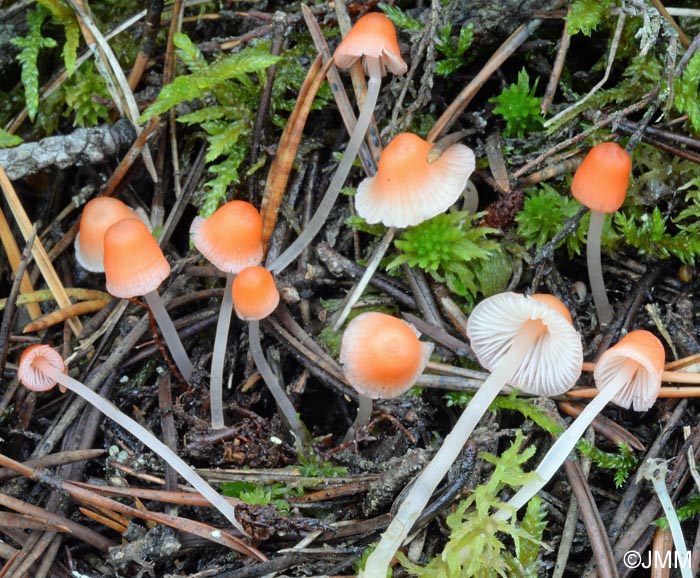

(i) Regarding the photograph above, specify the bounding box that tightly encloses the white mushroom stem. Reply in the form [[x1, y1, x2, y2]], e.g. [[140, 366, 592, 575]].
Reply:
[[638, 458, 692, 578], [586, 210, 613, 327], [249, 320, 308, 450], [342, 394, 373, 443], [209, 273, 235, 429], [269, 56, 384, 275], [361, 321, 543, 578], [143, 290, 193, 382], [495, 360, 639, 522], [333, 227, 396, 331], [33, 357, 246, 536]]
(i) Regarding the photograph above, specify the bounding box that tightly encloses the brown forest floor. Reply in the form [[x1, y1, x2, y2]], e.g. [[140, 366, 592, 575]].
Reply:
[[2, 0, 700, 577]]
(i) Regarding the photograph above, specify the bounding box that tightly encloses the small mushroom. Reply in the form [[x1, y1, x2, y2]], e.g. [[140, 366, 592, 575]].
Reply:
[[332, 132, 475, 329], [269, 12, 407, 274], [361, 293, 583, 578], [18, 344, 246, 535], [339, 312, 433, 440], [190, 200, 263, 429], [103, 218, 193, 381], [499, 330, 664, 521], [231, 266, 308, 448], [75, 197, 149, 273], [571, 141, 631, 326]]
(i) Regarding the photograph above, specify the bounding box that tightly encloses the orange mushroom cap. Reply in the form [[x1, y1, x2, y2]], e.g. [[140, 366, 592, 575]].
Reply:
[[467, 292, 583, 396], [232, 266, 280, 321], [103, 218, 171, 298], [340, 312, 433, 399], [355, 132, 475, 227], [18, 344, 65, 392], [190, 201, 263, 274], [571, 142, 631, 213], [593, 330, 664, 411], [75, 197, 148, 273], [333, 12, 407, 76]]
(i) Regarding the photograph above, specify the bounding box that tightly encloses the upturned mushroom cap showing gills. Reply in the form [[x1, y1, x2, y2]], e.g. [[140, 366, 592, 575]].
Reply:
[[103, 218, 171, 298], [190, 200, 263, 274], [333, 12, 407, 76], [467, 292, 583, 396], [594, 330, 664, 411], [340, 312, 433, 399], [571, 142, 631, 214], [18, 344, 65, 392], [355, 133, 476, 228], [232, 266, 280, 321], [75, 197, 146, 273]]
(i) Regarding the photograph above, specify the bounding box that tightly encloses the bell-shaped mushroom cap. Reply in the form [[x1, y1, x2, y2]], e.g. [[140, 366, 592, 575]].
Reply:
[[190, 200, 263, 274], [232, 266, 280, 321], [103, 219, 171, 298], [571, 142, 631, 214], [75, 197, 147, 273], [333, 12, 407, 76], [18, 344, 65, 392], [467, 292, 583, 396], [340, 312, 434, 400], [355, 133, 475, 228], [593, 330, 664, 411]]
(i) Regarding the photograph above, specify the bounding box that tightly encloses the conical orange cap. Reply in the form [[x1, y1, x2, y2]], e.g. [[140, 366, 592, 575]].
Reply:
[[594, 330, 664, 411], [571, 142, 631, 213], [103, 219, 170, 298], [232, 266, 280, 321], [334, 13, 407, 76], [340, 312, 433, 399], [190, 200, 263, 274], [75, 197, 146, 272], [355, 133, 475, 227]]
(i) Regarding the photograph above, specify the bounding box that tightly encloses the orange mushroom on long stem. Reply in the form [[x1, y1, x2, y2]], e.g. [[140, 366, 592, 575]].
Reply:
[[268, 12, 407, 274], [496, 330, 664, 522], [231, 266, 308, 449], [18, 345, 246, 535], [361, 293, 583, 578], [103, 218, 193, 381], [332, 132, 475, 330], [190, 200, 263, 429], [571, 141, 631, 326]]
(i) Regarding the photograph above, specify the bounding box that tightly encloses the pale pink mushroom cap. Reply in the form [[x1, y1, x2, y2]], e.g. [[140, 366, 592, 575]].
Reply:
[[18, 344, 65, 392], [593, 330, 664, 411], [340, 312, 434, 399], [355, 133, 476, 228], [466, 292, 583, 396], [333, 12, 407, 76]]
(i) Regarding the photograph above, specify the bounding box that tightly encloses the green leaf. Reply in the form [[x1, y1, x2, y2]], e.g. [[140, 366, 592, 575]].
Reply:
[[675, 51, 700, 134], [0, 130, 23, 148], [12, 7, 58, 122], [140, 43, 281, 119], [174, 31, 208, 73], [489, 68, 543, 137], [567, 0, 611, 36], [379, 3, 422, 31]]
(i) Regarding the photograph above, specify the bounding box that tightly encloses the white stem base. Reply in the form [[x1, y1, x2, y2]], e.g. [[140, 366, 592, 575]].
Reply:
[[360, 327, 539, 578], [210, 273, 235, 429], [38, 361, 246, 535], [343, 394, 373, 443], [144, 291, 193, 381]]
